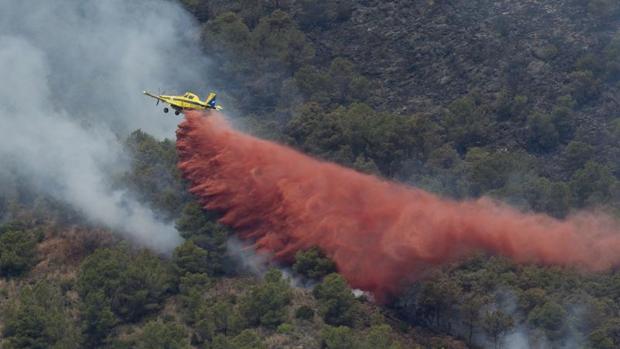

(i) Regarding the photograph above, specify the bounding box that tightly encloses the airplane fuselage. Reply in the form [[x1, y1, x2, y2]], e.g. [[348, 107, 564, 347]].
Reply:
[[157, 95, 208, 111]]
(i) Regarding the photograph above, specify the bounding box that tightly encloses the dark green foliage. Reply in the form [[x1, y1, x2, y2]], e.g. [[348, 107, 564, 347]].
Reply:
[[571, 161, 617, 207], [0, 225, 40, 277], [77, 246, 173, 344], [526, 113, 560, 153], [176, 202, 229, 276], [2, 281, 81, 349], [194, 299, 244, 342], [460, 293, 487, 344], [173, 240, 210, 276], [322, 324, 401, 349], [603, 34, 620, 81], [287, 103, 419, 175], [518, 288, 548, 313], [295, 305, 315, 320], [443, 94, 494, 153], [239, 268, 293, 328], [563, 141, 595, 174], [313, 273, 358, 326], [252, 10, 315, 71], [496, 175, 572, 218], [575, 33, 620, 83], [359, 324, 401, 349], [321, 325, 356, 349], [482, 310, 514, 349], [297, 0, 354, 29], [202, 11, 253, 57], [495, 93, 529, 122], [227, 329, 267, 349], [293, 246, 337, 280], [114, 251, 174, 321], [294, 58, 370, 107], [396, 255, 620, 348], [178, 272, 211, 324], [133, 320, 190, 349], [123, 130, 186, 219], [424, 144, 461, 185], [329, 58, 371, 104], [526, 96, 577, 153], [550, 101, 576, 143], [209, 329, 267, 349], [527, 301, 567, 339], [80, 290, 117, 346], [201, 9, 317, 116], [569, 70, 601, 105], [589, 318, 620, 349], [462, 147, 522, 196], [294, 66, 336, 104], [277, 322, 294, 334], [402, 274, 462, 331]]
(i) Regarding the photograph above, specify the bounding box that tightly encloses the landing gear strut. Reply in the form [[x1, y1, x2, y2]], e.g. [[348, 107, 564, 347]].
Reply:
[[163, 107, 169, 113]]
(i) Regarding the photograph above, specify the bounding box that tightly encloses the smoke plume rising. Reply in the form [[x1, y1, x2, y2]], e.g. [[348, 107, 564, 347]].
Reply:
[[177, 111, 620, 300], [0, 0, 209, 252]]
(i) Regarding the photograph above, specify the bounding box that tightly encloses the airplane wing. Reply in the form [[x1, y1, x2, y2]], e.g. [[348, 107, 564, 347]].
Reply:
[[143, 91, 166, 105]]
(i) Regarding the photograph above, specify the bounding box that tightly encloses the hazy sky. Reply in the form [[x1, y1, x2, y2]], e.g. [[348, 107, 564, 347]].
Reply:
[[0, 0, 211, 252]]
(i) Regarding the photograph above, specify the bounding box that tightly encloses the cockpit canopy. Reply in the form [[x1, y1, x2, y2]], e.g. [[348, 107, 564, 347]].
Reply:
[[184, 92, 199, 100]]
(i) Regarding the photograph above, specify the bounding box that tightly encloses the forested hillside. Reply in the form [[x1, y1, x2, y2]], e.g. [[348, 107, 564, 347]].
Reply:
[[2, 0, 620, 348]]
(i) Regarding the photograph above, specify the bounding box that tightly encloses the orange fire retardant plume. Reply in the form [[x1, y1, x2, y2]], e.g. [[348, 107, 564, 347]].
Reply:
[[176, 111, 620, 301]]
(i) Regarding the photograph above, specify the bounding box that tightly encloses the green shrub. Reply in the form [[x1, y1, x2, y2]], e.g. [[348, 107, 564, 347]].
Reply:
[[0, 227, 39, 277], [3, 281, 81, 348], [295, 305, 315, 320], [313, 273, 358, 326], [173, 240, 210, 276], [570, 161, 616, 207], [229, 329, 267, 349], [277, 323, 294, 334], [293, 247, 337, 280], [77, 246, 173, 344], [239, 269, 293, 328], [176, 202, 229, 276], [134, 321, 190, 349], [527, 302, 567, 340], [321, 326, 356, 349], [526, 113, 559, 153]]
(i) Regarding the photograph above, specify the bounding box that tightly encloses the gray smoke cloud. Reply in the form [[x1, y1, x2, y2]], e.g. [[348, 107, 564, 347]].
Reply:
[[0, 0, 210, 253]]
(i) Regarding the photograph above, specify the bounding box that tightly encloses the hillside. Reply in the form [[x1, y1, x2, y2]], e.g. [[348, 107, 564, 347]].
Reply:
[[187, 0, 620, 209], [1, 1, 620, 349]]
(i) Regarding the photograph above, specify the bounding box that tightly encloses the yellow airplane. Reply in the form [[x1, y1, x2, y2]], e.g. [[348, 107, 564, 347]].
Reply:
[[143, 90, 223, 115]]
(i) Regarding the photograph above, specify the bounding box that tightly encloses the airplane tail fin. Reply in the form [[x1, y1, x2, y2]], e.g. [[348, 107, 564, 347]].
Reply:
[[205, 92, 219, 109]]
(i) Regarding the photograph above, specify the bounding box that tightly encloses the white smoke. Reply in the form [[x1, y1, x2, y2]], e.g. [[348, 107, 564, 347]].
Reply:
[[226, 238, 271, 276], [226, 238, 310, 288], [0, 0, 210, 253]]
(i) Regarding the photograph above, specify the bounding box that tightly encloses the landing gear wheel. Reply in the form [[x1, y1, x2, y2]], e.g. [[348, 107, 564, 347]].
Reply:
[[163, 107, 169, 113], [175, 110, 181, 116]]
